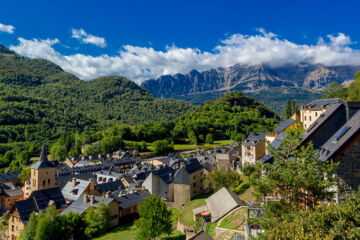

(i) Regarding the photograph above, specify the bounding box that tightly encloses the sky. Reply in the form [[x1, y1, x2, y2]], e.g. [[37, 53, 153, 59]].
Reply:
[[1, 0, 360, 83]]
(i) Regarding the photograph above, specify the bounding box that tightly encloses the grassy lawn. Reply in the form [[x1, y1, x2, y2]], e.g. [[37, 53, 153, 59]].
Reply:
[[178, 192, 213, 226], [218, 207, 247, 231], [205, 222, 217, 237], [92, 222, 137, 240], [93, 223, 185, 240]]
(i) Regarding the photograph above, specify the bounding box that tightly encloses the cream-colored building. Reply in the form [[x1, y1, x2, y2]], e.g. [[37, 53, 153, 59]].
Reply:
[[300, 99, 344, 129], [241, 133, 266, 165]]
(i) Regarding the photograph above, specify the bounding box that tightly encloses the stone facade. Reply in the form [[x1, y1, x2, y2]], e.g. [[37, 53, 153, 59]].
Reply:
[[334, 135, 360, 201], [8, 213, 25, 240], [30, 167, 56, 192]]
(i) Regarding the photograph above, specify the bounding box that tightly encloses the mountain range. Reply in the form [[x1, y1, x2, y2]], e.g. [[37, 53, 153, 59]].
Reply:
[[141, 63, 360, 112]]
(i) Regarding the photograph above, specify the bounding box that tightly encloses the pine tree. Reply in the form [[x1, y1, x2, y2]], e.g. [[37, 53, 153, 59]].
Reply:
[[284, 100, 292, 119]]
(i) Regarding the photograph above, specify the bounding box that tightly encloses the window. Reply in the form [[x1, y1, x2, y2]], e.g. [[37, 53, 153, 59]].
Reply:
[[335, 127, 351, 141], [315, 112, 318, 117], [305, 116, 307, 121], [43, 180, 45, 186], [48, 179, 50, 185], [309, 116, 312, 121]]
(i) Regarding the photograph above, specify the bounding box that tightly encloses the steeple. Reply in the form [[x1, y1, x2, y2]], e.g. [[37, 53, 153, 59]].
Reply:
[[31, 145, 54, 170], [30, 144, 56, 191]]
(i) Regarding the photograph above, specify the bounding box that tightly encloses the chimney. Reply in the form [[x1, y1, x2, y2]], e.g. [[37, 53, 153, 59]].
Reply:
[[89, 178, 95, 191], [72, 178, 76, 187], [83, 194, 88, 203], [90, 195, 95, 204], [105, 191, 111, 198], [119, 191, 123, 197], [131, 188, 135, 193]]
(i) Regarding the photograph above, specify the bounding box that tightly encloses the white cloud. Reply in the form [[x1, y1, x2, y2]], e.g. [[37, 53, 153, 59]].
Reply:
[[0, 22, 15, 34], [9, 31, 360, 84], [71, 28, 106, 48]]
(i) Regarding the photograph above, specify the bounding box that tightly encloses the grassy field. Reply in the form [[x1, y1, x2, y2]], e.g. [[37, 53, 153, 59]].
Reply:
[[218, 207, 247, 230], [124, 139, 233, 153], [93, 223, 185, 240], [92, 222, 137, 240], [178, 192, 213, 226], [205, 222, 217, 237]]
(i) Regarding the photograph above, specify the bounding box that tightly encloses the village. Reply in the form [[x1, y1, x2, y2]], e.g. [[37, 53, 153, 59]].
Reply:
[[1, 97, 360, 240]]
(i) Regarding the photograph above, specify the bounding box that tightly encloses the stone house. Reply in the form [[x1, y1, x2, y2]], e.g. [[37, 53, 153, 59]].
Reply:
[[61, 178, 96, 203], [173, 159, 205, 206], [214, 147, 240, 172], [318, 111, 360, 201], [142, 166, 175, 201], [241, 133, 266, 165]]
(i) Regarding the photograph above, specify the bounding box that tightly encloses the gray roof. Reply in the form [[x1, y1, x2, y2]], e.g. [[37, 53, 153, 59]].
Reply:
[[0, 171, 20, 182], [304, 98, 345, 110], [31, 145, 55, 170], [301, 103, 347, 149], [274, 119, 297, 133], [188, 230, 214, 240], [96, 180, 125, 193], [3, 188, 23, 197], [206, 187, 245, 222], [61, 179, 90, 202], [259, 132, 287, 164], [319, 111, 360, 162], [243, 132, 266, 146], [114, 189, 150, 210], [60, 194, 114, 216], [15, 187, 67, 223]]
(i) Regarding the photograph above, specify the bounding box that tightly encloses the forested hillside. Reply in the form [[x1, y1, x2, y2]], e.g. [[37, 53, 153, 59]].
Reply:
[[0, 44, 193, 169], [57, 91, 279, 160]]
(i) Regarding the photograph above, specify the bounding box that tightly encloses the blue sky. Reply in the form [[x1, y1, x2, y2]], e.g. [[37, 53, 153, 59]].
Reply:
[[1, 0, 360, 83]]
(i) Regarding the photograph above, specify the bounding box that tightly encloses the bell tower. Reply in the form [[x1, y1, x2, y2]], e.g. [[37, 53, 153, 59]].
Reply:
[[30, 145, 56, 192]]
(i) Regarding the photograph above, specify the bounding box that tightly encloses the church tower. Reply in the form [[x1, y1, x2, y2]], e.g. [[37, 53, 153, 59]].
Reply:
[[30, 145, 56, 191]]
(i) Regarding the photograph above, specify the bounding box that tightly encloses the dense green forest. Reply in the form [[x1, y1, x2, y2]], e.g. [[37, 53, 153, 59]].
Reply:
[[0, 44, 193, 169], [173, 87, 321, 115], [53, 91, 279, 160]]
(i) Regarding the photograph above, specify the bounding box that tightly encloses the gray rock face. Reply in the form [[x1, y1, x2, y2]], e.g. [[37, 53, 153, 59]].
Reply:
[[141, 63, 360, 98]]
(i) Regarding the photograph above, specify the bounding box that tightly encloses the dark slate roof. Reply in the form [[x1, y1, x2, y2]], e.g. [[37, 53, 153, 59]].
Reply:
[[96, 180, 125, 193], [152, 166, 175, 184], [114, 190, 150, 210], [319, 111, 360, 162], [122, 175, 135, 184], [173, 168, 190, 185], [31, 145, 55, 170], [31, 187, 67, 210], [301, 103, 347, 149], [303, 98, 345, 110], [274, 119, 297, 133], [132, 172, 150, 182], [188, 230, 214, 240], [15, 198, 37, 223], [15, 187, 67, 223], [259, 132, 287, 164], [184, 158, 203, 174], [243, 132, 266, 146], [271, 132, 287, 149], [0, 171, 20, 182]]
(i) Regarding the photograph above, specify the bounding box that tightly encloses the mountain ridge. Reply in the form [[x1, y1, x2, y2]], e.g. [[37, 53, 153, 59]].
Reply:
[[141, 63, 360, 98]]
